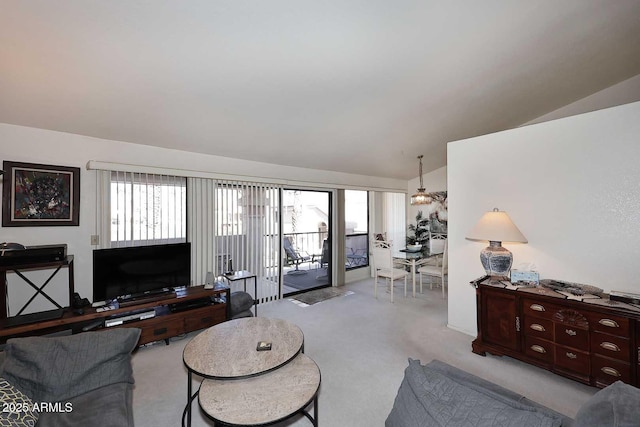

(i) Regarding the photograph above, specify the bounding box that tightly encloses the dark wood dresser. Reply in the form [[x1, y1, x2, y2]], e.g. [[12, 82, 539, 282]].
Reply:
[[471, 276, 640, 388]]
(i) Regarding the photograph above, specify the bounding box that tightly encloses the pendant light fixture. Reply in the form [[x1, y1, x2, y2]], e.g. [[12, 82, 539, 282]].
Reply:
[[410, 155, 429, 205]]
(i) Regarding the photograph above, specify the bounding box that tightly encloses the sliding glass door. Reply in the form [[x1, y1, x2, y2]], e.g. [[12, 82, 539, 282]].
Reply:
[[282, 189, 332, 296]]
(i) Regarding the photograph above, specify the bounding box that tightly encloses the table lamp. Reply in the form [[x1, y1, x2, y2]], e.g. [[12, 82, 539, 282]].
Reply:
[[466, 208, 527, 278]]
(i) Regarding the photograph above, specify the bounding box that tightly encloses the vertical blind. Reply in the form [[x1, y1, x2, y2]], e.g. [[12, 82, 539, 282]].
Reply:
[[188, 178, 282, 303], [383, 192, 407, 255]]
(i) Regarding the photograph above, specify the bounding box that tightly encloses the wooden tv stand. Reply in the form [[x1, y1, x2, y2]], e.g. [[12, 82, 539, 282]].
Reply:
[[0, 286, 230, 346]]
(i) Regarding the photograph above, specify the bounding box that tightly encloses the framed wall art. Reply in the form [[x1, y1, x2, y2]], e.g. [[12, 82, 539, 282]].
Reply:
[[2, 161, 80, 227]]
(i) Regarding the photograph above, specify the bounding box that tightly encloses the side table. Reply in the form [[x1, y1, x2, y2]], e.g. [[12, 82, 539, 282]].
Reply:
[[182, 317, 305, 427], [199, 353, 320, 426], [224, 270, 258, 316]]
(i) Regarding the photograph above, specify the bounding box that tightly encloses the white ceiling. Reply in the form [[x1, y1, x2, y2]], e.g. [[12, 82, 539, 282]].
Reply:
[[2, 1, 640, 179]]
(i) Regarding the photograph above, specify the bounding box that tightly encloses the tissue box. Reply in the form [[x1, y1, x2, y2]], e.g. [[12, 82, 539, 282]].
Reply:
[[511, 269, 539, 284]]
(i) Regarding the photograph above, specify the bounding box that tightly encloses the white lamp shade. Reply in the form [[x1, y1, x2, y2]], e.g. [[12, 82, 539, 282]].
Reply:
[[466, 209, 527, 243]]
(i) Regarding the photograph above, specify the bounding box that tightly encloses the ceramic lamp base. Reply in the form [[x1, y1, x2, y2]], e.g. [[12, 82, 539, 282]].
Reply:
[[480, 241, 512, 277]]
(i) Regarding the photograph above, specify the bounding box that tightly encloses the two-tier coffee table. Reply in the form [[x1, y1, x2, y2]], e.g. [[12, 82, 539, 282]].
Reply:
[[182, 317, 320, 427]]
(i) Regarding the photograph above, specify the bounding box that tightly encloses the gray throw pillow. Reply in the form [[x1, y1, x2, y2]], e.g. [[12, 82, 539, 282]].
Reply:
[[230, 291, 254, 314], [575, 381, 640, 427], [0, 328, 140, 402], [35, 382, 134, 427]]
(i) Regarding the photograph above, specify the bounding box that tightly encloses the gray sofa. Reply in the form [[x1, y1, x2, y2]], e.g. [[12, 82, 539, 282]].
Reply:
[[0, 328, 140, 427], [386, 359, 640, 427]]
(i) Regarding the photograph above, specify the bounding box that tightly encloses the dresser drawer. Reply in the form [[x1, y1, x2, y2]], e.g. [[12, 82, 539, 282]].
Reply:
[[588, 312, 630, 336], [138, 318, 183, 345], [523, 299, 560, 321], [184, 305, 226, 332], [554, 323, 589, 351], [523, 316, 553, 341], [555, 346, 590, 375], [524, 336, 554, 363], [591, 355, 631, 387], [590, 331, 631, 362]]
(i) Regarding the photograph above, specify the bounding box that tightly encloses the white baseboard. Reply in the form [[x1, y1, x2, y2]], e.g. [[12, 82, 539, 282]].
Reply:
[[446, 322, 476, 337]]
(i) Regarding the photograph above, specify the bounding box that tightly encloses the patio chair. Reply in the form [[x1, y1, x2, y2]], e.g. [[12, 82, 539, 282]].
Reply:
[[346, 248, 367, 267], [315, 239, 330, 280], [283, 236, 311, 274], [371, 240, 408, 303], [315, 239, 329, 270]]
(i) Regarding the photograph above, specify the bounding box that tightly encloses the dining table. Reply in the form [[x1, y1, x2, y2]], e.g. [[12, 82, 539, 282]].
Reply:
[[394, 247, 441, 297]]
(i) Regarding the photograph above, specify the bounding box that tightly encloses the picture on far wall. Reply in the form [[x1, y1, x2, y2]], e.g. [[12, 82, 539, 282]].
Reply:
[[2, 161, 80, 227], [423, 191, 447, 233]]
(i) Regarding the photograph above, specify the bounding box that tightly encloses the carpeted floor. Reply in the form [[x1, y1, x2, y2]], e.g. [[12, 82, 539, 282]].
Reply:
[[131, 278, 597, 427], [289, 286, 353, 306]]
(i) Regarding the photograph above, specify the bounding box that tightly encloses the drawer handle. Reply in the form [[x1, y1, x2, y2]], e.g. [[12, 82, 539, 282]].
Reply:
[[530, 304, 545, 312], [601, 367, 621, 377], [153, 327, 168, 336], [530, 323, 545, 332], [531, 345, 546, 354], [566, 352, 577, 359], [600, 342, 621, 352], [599, 319, 619, 328], [565, 329, 577, 336]]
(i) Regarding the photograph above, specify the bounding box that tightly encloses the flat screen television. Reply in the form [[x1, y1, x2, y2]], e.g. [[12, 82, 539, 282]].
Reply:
[[93, 242, 191, 302]]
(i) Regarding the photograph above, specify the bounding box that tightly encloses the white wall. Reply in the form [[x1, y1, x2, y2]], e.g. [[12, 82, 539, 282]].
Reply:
[[0, 123, 406, 313], [447, 101, 640, 336]]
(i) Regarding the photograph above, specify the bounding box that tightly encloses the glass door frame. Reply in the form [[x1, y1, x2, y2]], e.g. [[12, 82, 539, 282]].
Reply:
[[280, 188, 333, 297]]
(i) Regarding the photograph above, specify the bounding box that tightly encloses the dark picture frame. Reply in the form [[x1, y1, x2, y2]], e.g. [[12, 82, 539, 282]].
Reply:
[[2, 161, 80, 227]]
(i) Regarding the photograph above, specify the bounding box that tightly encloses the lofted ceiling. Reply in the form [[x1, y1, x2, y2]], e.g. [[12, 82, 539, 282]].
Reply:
[[1, 1, 640, 180]]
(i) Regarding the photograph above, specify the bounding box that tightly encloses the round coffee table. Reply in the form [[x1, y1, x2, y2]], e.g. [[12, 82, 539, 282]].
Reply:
[[182, 317, 305, 426], [199, 353, 320, 426]]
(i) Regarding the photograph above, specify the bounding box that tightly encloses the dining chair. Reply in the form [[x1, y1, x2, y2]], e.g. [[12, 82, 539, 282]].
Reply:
[[371, 240, 409, 303], [421, 231, 446, 267], [418, 240, 448, 298], [428, 232, 447, 254]]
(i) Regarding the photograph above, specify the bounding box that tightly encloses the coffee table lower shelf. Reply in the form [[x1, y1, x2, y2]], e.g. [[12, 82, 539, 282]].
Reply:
[[198, 353, 320, 426]]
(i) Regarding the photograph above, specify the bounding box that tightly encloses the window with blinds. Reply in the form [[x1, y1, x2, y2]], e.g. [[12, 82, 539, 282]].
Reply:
[[110, 171, 187, 247]]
